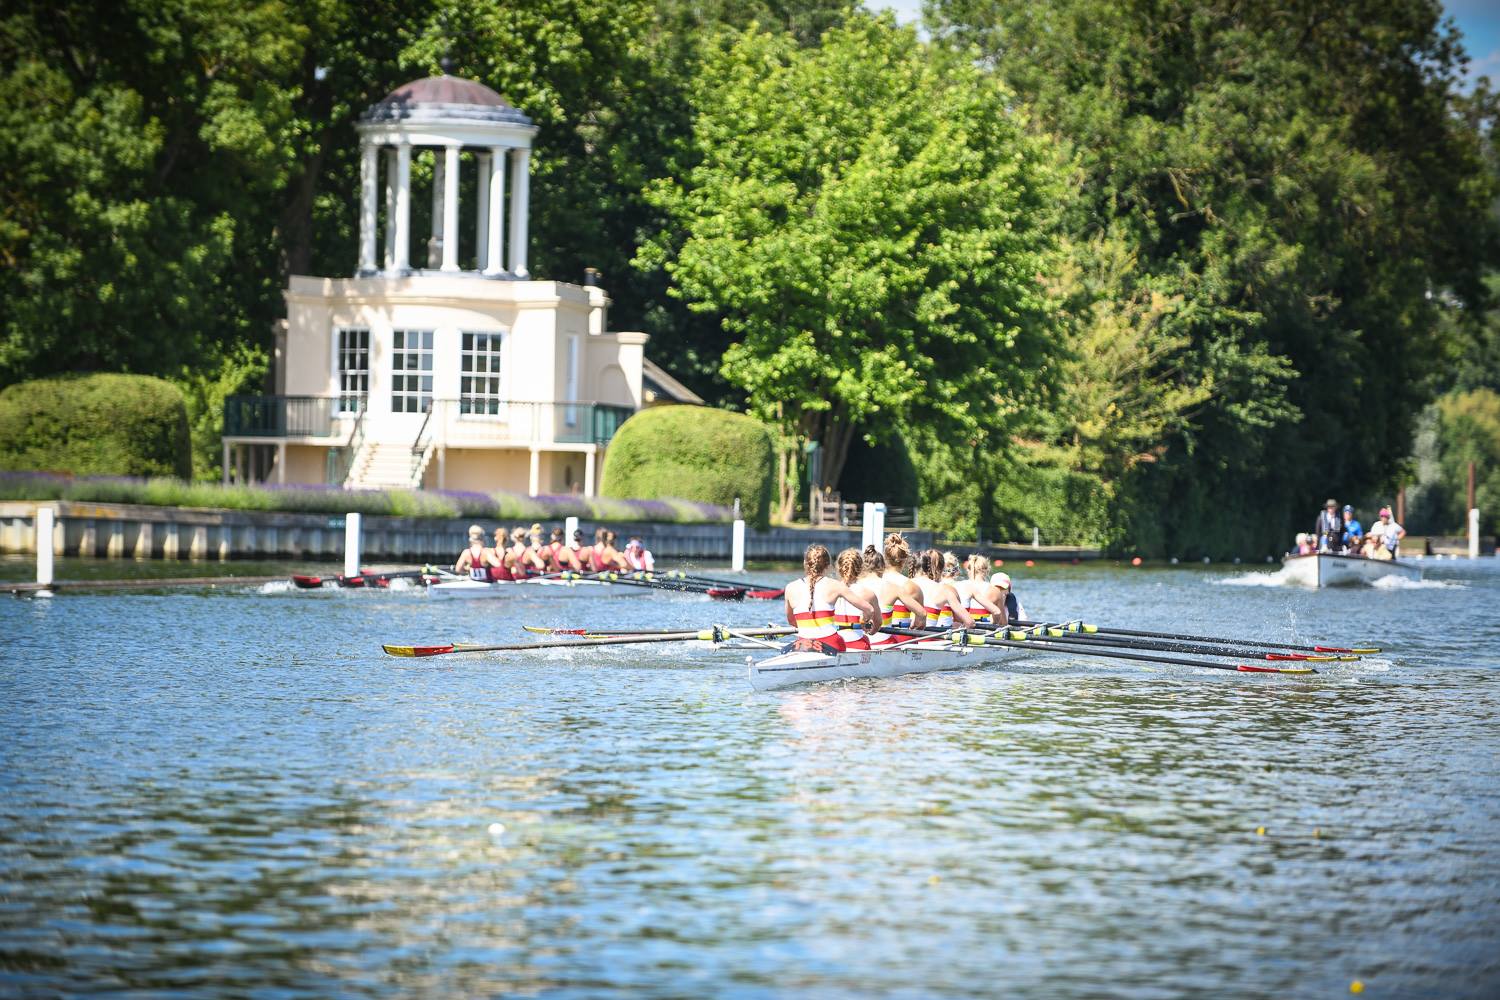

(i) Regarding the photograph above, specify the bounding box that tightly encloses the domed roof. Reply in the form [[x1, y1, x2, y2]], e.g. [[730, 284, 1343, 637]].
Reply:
[[361, 75, 532, 126]]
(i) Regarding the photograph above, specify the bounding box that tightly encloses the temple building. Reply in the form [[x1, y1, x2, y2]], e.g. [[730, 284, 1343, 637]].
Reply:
[[222, 72, 655, 496]]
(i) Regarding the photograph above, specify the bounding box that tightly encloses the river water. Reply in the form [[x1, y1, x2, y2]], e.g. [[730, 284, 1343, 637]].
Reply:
[[2, 557, 1498, 997]]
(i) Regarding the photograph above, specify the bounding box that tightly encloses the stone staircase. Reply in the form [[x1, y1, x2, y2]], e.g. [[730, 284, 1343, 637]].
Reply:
[[347, 441, 422, 490]]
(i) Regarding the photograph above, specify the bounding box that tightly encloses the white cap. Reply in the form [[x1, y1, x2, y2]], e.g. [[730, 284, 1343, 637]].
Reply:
[[990, 572, 1012, 589]]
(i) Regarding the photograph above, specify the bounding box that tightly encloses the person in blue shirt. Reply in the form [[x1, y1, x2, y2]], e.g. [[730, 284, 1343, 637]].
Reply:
[[1341, 504, 1364, 552]]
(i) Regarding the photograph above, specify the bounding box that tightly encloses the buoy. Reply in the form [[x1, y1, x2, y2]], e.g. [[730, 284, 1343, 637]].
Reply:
[[993, 558, 1004, 567], [1202, 556, 1211, 564], [487, 822, 506, 839], [1350, 981, 1364, 994], [1232, 557, 1241, 565], [1130, 556, 1142, 566], [1170, 557, 1179, 565], [1025, 559, 1035, 567], [1255, 826, 1265, 836]]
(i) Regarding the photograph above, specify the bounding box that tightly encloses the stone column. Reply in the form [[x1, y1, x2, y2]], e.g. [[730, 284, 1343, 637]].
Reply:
[[393, 144, 411, 272], [428, 148, 445, 268], [485, 146, 506, 275], [384, 148, 397, 270], [507, 147, 530, 278], [475, 153, 491, 271], [359, 140, 378, 274], [442, 144, 461, 272]]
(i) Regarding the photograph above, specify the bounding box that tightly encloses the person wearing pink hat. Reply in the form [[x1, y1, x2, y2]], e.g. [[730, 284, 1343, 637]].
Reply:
[[1369, 506, 1405, 560], [989, 569, 1025, 622]]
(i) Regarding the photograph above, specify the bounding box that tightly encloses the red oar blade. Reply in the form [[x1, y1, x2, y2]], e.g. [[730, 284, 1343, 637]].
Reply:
[[707, 587, 746, 601], [746, 588, 785, 600], [291, 575, 324, 589], [1265, 653, 1309, 661], [339, 576, 367, 588]]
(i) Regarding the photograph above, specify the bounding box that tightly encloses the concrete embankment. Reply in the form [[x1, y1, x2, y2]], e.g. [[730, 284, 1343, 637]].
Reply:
[[1, 500, 945, 563]]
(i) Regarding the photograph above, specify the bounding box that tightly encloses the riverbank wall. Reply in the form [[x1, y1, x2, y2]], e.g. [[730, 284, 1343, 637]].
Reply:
[[0, 501, 945, 563]]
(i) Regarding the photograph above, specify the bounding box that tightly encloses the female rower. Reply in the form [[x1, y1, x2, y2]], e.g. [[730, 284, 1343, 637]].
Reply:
[[487, 527, 516, 582], [784, 543, 878, 654], [454, 525, 490, 577], [602, 529, 629, 570], [914, 548, 975, 630], [832, 548, 881, 651], [859, 545, 926, 645], [955, 554, 1007, 627], [548, 527, 583, 572], [880, 533, 928, 631]]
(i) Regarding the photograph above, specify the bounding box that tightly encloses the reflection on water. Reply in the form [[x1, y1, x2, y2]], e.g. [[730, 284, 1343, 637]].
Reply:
[[2, 560, 1499, 996]]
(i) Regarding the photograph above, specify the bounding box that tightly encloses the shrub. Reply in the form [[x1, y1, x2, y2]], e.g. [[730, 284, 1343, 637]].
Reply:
[[0, 374, 192, 479], [599, 405, 775, 527]]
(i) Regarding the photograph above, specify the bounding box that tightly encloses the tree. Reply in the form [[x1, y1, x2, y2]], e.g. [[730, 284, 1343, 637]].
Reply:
[[640, 14, 1064, 520]]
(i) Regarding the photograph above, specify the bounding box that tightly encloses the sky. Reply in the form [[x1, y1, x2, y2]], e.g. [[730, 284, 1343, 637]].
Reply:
[[871, 0, 1500, 88]]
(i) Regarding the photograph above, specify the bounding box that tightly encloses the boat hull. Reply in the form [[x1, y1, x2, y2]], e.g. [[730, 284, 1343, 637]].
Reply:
[[747, 639, 1026, 691], [428, 578, 649, 600], [1280, 553, 1423, 588]]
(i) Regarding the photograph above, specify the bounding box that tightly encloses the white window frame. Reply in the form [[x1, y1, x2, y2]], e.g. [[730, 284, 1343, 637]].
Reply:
[[459, 330, 507, 418], [391, 329, 434, 414], [334, 327, 369, 415]]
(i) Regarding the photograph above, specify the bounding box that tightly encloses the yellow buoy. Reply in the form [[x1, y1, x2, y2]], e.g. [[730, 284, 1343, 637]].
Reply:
[[1256, 826, 1266, 836], [1350, 980, 1364, 994]]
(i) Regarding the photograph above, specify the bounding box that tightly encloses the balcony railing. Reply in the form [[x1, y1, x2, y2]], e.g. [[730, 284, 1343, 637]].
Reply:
[[224, 395, 361, 438], [224, 395, 635, 448]]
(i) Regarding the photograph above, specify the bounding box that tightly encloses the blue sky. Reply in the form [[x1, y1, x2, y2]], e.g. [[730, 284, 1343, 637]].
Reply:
[[872, 1, 1500, 87]]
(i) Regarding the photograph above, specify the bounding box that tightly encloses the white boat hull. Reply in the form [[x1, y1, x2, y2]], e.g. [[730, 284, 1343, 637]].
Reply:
[[747, 639, 1027, 691], [428, 578, 649, 600], [1280, 553, 1423, 588]]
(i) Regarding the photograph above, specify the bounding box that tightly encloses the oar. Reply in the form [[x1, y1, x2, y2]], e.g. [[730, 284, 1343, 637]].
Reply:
[[523, 624, 794, 638], [1014, 619, 1379, 655], [585, 572, 749, 601], [385, 629, 721, 658], [1000, 623, 1357, 662], [292, 567, 433, 589], [879, 627, 1316, 674]]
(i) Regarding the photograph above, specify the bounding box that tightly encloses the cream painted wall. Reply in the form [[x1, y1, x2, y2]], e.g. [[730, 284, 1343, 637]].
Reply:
[[284, 445, 330, 485], [425, 448, 532, 492]]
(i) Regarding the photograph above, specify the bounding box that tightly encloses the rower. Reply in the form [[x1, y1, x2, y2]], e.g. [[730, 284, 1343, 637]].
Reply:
[[548, 527, 583, 572], [454, 525, 490, 578], [624, 537, 655, 572], [832, 548, 881, 651], [516, 525, 548, 578], [859, 544, 926, 645], [913, 548, 975, 630], [879, 532, 928, 631], [602, 529, 628, 570], [488, 527, 516, 582], [783, 543, 878, 654], [990, 571, 1025, 621], [955, 554, 1007, 627]]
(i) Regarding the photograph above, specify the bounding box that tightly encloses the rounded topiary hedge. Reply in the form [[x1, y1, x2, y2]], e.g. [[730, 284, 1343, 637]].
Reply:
[[600, 405, 774, 527], [0, 373, 193, 479]]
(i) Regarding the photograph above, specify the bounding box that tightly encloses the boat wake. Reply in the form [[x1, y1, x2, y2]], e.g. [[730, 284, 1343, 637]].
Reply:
[[1369, 575, 1465, 590], [1213, 568, 1300, 587], [258, 580, 296, 595]]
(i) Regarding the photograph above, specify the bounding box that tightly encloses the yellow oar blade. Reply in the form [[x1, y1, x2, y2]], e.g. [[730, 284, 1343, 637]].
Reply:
[[383, 643, 455, 657]]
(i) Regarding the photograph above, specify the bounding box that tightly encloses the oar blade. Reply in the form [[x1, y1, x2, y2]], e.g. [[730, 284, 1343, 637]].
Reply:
[[383, 643, 455, 657], [291, 575, 324, 589]]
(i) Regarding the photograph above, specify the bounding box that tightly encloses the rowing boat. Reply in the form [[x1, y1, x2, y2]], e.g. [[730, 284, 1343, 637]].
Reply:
[[1280, 552, 1422, 587], [746, 637, 1028, 691], [428, 577, 650, 600]]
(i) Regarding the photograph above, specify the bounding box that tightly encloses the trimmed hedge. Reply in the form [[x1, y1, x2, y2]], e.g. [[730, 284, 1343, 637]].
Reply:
[[0, 374, 192, 479], [0, 472, 732, 523], [599, 405, 774, 527]]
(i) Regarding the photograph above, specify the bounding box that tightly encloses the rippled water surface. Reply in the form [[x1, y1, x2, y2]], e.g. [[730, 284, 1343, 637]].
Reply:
[[3, 557, 1499, 997]]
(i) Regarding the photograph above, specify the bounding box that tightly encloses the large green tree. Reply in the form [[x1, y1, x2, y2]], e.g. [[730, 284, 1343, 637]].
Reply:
[[928, 0, 1500, 555], [640, 14, 1064, 519]]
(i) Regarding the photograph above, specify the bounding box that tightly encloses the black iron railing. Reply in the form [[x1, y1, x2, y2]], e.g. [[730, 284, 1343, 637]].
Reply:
[[224, 395, 363, 438]]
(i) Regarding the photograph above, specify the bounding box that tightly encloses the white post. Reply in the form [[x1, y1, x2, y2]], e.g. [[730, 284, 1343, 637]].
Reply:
[[475, 152, 491, 271], [344, 512, 363, 579], [870, 502, 886, 547], [861, 502, 877, 551], [442, 145, 460, 272], [485, 146, 506, 275], [565, 515, 579, 545], [528, 448, 541, 496], [1470, 507, 1481, 559], [36, 506, 54, 591], [584, 447, 596, 496], [392, 143, 411, 272], [1032, 526, 1040, 548], [359, 141, 378, 273], [731, 519, 746, 572], [507, 147, 530, 278]]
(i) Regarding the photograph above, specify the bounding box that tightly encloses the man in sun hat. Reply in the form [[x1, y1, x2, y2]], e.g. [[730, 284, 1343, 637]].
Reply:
[[1314, 498, 1343, 553], [989, 570, 1025, 622]]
